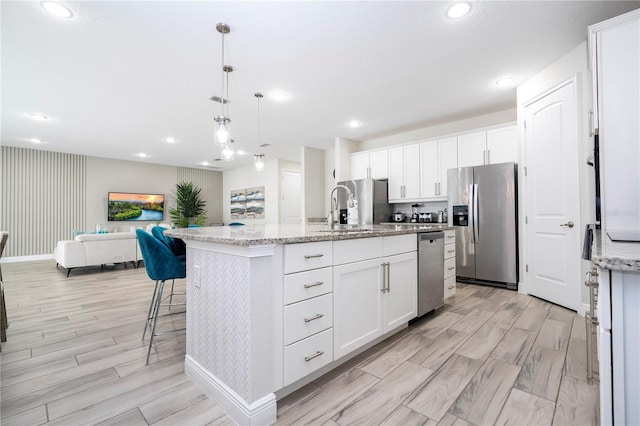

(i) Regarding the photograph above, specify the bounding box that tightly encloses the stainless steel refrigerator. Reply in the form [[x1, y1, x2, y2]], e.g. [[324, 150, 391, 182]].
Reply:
[[447, 162, 518, 289], [336, 179, 392, 225]]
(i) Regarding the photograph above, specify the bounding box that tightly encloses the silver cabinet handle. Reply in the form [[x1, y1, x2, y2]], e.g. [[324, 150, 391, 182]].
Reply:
[[435, 182, 438, 195], [447, 266, 455, 271], [304, 281, 324, 289], [560, 222, 575, 228], [386, 262, 391, 293], [304, 351, 324, 362], [447, 250, 455, 254], [446, 235, 455, 239], [304, 254, 324, 259], [448, 285, 455, 290], [381, 262, 387, 293], [304, 313, 324, 323]]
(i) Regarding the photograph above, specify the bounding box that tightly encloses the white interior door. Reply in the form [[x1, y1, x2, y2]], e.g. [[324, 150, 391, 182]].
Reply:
[[524, 79, 581, 311], [281, 170, 301, 224]]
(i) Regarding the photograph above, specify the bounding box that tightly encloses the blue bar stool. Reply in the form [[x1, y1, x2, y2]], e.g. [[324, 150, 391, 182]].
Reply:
[[136, 229, 186, 365]]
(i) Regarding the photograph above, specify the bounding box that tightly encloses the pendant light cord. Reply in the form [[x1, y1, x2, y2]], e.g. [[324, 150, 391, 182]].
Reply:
[[220, 31, 225, 117]]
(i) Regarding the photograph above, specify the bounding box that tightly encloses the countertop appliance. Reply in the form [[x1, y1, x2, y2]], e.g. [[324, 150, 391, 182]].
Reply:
[[447, 162, 518, 289], [417, 231, 444, 316], [336, 178, 392, 225], [392, 212, 406, 223]]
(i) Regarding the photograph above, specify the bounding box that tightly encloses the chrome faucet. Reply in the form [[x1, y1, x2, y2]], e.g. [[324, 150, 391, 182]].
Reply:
[[328, 184, 355, 229]]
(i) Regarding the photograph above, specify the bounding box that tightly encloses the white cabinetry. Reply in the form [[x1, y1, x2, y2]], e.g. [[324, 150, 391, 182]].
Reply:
[[283, 242, 335, 385], [350, 149, 388, 180], [444, 230, 456, 299], [420, 137, 457, 199], [589, 10, 640, 231], [333, 235, 417, 359], [388, 144, 420, 202], [597, 268, 640, 426], [457, 126, 518, 168]]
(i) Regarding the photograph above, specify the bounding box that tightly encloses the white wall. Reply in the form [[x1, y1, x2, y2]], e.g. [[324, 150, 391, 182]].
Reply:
[[222, 159, 281, 225], [85, 157, 178, 232], [517, 41, 594, 311], [360, 109, 517, 150], [301, 146, 326, 222], [334, 137, 359, 182]]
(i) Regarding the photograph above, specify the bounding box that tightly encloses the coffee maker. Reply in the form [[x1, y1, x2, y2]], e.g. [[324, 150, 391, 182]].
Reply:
[[410, 204, 419, 223]]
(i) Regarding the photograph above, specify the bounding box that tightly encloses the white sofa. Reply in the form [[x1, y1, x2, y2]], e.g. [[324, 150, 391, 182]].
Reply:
[[54, 232, 140, 276]]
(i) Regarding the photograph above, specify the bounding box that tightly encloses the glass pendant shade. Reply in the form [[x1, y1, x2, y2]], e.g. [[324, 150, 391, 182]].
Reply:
[[254, 154, 265, 171], [215, 119, 230, 145], [222, 142, 234, 161]]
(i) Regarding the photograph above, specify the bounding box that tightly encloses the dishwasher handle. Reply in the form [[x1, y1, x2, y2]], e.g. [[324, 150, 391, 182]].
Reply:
[[418, 232, 444, 242]]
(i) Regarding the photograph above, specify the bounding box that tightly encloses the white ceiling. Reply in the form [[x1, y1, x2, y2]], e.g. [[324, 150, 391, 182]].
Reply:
[[2, 1, 638, 170]]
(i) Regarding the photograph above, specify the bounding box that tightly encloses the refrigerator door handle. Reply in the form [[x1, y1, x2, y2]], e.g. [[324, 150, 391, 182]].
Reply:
[[468, 184, 475, 243], [473, 184, 479, 242]]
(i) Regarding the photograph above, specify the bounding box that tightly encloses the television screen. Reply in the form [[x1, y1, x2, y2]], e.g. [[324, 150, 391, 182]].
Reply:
[[108, 192, 164, 222]]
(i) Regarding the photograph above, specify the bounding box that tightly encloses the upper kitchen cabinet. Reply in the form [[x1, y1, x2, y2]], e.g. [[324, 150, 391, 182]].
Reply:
[[350, 149, 388, 180], [388, 144, 420, 202], [457, 125, 518, 168], [419, 137, 457, 199], [589, 10, 639, 232]]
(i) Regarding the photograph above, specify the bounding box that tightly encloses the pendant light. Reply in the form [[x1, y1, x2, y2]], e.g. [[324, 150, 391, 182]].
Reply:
[[222, 140, 235, 161], [214, 23, 232, 145], [254, 92, 266, 171]]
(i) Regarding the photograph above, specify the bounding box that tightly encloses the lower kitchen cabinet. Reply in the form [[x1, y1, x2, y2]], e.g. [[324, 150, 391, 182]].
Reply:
[[444, 230, 456, 299], [333, 252, 417, 360]]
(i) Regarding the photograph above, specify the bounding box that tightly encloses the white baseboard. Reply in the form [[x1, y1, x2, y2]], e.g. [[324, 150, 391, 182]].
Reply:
[[2, 254, 54, 263], [185, 355, 276, 426]]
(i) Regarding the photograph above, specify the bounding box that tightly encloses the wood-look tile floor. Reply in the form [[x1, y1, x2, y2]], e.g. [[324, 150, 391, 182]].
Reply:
[[0, 260, 599, 425]]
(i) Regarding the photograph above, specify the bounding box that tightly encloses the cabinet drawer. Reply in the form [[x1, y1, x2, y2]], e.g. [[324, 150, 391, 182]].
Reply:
[[444, 243, 456, 260], [444, 230, 456, 243], [382, 234, 416, 257], [284, 328, 333, 386], [284, 293, 333, 345], [284, 267, 333, 305], [333, 237, 382, 265], [444, 257, 456, 279], [444, 276, 456, 299], [284, 241, 333, 274]]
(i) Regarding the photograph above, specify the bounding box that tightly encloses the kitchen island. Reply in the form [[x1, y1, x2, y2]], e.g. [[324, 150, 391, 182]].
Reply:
[[165, 224, 451, 425], [591, 230, 640, 425]]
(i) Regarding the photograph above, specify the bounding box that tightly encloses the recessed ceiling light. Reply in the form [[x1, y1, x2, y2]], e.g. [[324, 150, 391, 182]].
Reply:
[[496, 76, 516, 88], [447, 2, 471, 19], [136, 153, 148, 158], [236, 150, 246, 156], [28, 113, 49, 121], [347, 120, 362, 128], [30, 138, 43, 144], [41, 1, 73, 18], [270, 90, 288, 101], [166, 137, 176, 143], [201, 161, 209, 166]]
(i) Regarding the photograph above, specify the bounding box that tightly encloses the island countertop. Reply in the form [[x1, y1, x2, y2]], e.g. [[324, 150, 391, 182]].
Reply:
[[165, 223, 452, 246], [592, 229, 640, 272]]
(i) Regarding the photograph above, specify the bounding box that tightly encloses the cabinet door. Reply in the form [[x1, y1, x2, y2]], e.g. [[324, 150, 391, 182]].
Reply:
[[383, 252, 417, 331], [350, 152, 370, 180], [420, 140, 439, 198], [438, 137, 458, 197], [333, 259, 383, 359], [369, 150, 388, 179], [403, 144, 421, 199], [457, 131, 487, 167], [387, 147, 404, 201], [486, 126, 518, 164]]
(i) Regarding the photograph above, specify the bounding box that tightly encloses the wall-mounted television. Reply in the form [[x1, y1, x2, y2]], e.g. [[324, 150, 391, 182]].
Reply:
[[108, 192, 164, 222]]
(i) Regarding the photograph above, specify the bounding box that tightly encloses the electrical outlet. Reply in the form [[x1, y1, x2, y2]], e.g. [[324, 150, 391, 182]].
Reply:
[[194, 265, 201, 288]]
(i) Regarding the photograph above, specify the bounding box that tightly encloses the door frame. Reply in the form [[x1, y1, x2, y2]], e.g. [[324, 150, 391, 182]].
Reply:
[[520, 74, 584, 312], [280, 169, 302, 225]]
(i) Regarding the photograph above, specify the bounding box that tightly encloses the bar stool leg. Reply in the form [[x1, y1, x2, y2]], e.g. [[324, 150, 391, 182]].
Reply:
[[142, 281, 160, 341], [146, 280, 165, 365]]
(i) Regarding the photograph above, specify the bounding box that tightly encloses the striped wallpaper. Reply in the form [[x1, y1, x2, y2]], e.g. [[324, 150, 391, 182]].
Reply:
[[177, 167, 223, 225], [1, 146, 86, 257]]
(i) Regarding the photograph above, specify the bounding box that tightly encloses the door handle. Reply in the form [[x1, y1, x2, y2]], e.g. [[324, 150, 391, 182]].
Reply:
[[560, 221, 575, 228]]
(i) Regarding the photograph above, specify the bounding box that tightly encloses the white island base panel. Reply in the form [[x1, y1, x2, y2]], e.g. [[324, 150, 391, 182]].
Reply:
[[185, 355, 277, 425], [185, 241, 283, 425]]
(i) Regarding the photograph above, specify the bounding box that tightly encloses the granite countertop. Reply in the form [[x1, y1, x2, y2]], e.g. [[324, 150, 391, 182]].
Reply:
[[165, 224, 453, 246], [592, 229, 640, 272]]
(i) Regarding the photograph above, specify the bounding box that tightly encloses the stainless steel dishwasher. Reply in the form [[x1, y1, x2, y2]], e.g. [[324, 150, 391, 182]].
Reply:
[[418, 232, 444, 316]]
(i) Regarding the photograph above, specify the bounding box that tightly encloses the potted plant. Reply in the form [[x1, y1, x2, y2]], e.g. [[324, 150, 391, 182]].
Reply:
[[169, 182, 207, 228]]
